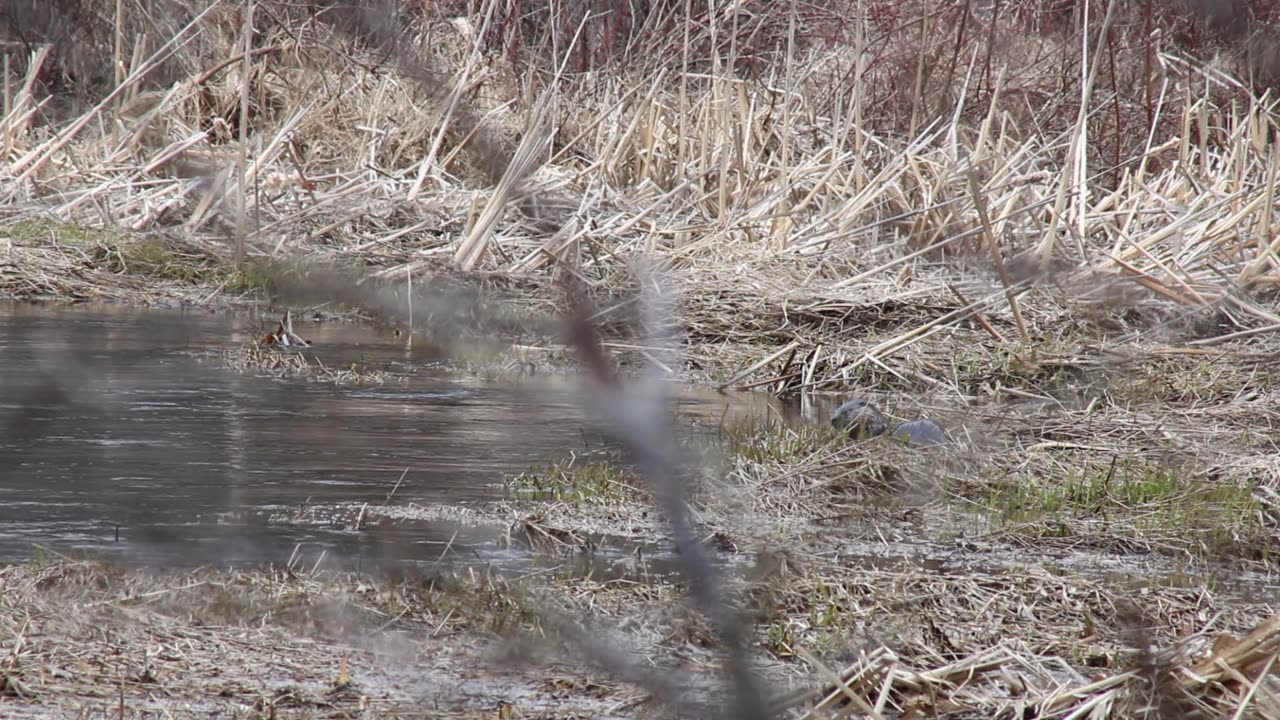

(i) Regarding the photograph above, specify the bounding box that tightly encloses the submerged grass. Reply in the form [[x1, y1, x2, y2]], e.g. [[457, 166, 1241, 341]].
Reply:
[[508, 458, 639, 505], [725, 422, 838, 466]]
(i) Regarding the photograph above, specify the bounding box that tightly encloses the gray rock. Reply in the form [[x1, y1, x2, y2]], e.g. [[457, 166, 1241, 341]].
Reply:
[[830, 398, 888, 440], [888, 418, 946, 448]]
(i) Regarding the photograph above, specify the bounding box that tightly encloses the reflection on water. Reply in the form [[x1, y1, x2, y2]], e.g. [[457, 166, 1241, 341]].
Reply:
[[0, 301, 778, 570]]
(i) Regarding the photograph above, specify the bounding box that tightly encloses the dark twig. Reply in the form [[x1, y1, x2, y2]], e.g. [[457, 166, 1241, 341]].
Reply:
[[559, 261, 770, 720]]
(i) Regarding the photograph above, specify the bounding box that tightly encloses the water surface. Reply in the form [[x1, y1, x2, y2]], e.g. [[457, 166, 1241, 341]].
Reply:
[[0, 301, 771, 569]]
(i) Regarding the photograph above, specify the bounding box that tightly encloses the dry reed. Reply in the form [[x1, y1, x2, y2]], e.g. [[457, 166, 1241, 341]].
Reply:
[[4, 0, 1280, 717]]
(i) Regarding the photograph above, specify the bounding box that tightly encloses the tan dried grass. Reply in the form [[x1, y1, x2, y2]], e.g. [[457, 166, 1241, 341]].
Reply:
[[5, 4, 1280, 393]]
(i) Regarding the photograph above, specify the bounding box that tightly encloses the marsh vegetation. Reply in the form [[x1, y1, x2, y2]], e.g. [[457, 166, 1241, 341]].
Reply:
[[4, 0, 1280, 717]]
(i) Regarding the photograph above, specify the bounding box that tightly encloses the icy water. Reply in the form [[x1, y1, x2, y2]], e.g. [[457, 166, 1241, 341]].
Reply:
[[0, 301, 778, 570]]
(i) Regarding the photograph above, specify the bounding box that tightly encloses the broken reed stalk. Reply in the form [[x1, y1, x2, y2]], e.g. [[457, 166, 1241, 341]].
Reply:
[[793, 646, 884, 720], [454, 108, 551, 270], [967, 169, 1029, 344], [113, 0, 125, 119], [235, 0, 253, 267], [770, 0, 800, 249], [1034, 0, 1119, 269], [2, 53, 9, 141], [1240, 139, 1280, 285], [1192, 612, 1280, 683], [719, 340, 802, 391], [457, 6, 596, 271], [1, 47, 51, 157], [1025, 611, 1280, 719], [947, 282, 1005, 343]]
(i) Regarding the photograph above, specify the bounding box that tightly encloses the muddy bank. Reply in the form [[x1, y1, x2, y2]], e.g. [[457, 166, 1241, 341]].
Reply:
[[0, 558, 644, 718], [2, 542, 1277, 719]]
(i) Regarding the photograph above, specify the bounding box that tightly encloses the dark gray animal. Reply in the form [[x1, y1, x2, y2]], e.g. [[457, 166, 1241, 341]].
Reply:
[[830, 398, 888, 440], [888, 418, 947, 448], [831, 398, 947, 448]]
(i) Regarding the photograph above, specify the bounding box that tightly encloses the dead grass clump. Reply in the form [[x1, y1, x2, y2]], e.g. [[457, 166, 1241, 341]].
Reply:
[[0, 225, 184, 302], [709, 386, 1279, 567], [220, 340, 392, 384], [0, 559, 371, 715], [1112, 351, 1280, 408], [505, 512, 593, 555], [1027, 601, 1280, 719], [723, 417, 955, 517], [756, 564, 1278, 719], [94, 234, 273, 293], [724, 421, 839, 466]]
